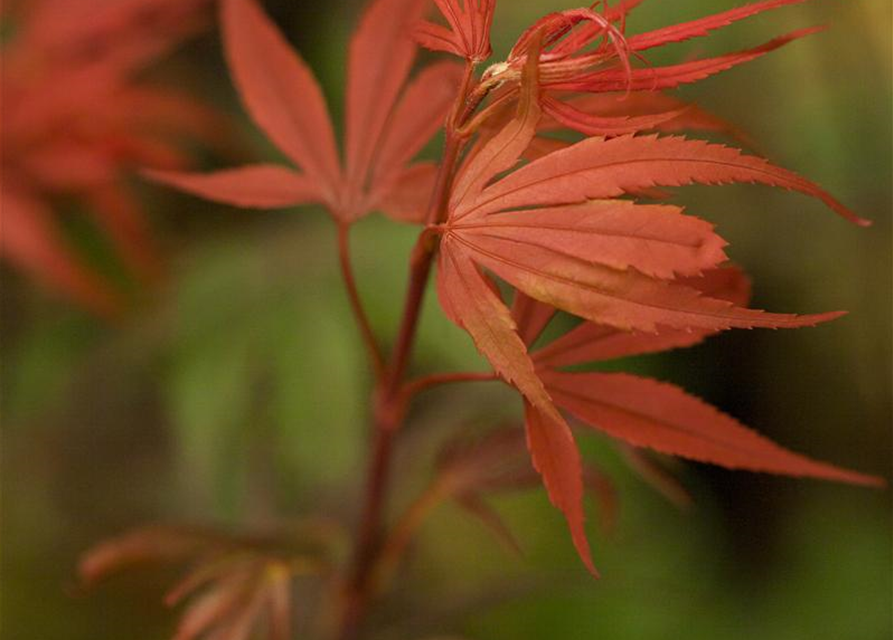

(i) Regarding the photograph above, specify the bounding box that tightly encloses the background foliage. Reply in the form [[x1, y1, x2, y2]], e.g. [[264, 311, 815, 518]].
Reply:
[[2, 0, 891, 638]]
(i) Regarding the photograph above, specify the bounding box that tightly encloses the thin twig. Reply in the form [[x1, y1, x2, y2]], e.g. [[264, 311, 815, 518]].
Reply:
[[402, 371, 498, 398], [369, 480, 447, 596], [336, 222, 385, 378], [336, 61, 479, 640]]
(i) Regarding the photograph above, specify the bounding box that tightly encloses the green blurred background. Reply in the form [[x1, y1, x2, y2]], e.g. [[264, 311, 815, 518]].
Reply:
[[2, 0, 891, 638]]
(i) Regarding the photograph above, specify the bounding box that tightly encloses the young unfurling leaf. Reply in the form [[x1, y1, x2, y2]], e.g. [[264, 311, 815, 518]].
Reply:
[[413, 0, 496, 62]]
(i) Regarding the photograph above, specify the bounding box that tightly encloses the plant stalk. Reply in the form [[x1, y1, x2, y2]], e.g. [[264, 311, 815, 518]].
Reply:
[[337, 222, 385, 377], [336, 62, 477, 640]]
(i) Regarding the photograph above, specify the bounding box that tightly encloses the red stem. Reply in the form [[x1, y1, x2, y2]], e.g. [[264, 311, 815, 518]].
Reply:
[[337, 222, 385, 377], [336, 62, 477, 640], [382, 137, 462, 401], [336, 138, 460, 640], [402, 370, 498, 398]]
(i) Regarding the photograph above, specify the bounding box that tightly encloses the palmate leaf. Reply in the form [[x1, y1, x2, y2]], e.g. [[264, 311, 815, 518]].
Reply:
[[2, 0, 218, 314], [370, 61, 463, 187], [529, 266, 753, 367], [454, 130, 868, 225], [435, 239, 596, 574], [505, 0, 826, 116], [222, 0, 340, 189], [150, 0, 461, 223], [80, 523, 333, 640], [449, 217, 843, 333], [0, 187, 121, 317], [541, 371, 883, 487], [504, 273, 883, 489], [432, 4, 877, 574]]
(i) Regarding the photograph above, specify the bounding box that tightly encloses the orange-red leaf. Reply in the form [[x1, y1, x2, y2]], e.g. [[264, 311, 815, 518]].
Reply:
[[375, 163, 439, 224], [456, 230, 842, 333], [85, 184, 162, 283], [451, 200, 728, 279], [542, 94, 688, 137], [0, 188, 120, 318], [435, 237, 596, 573], [558, 28, 824, 95], [460, 132, 868, 225], [436, 238, 552, 414], [524, 401, 597, 575], [413, 0, 496, 62], [172, 572, 251, 640], [542, 371, 884, 486], [346, 0, 426, 187], [511, 287, 558, 347], [627, 0, 808, 52], [530, 266, 753, 367], [372, 61, 464, 187], [222, 0, 339, 189], [78, 526, 220, 586], [20, 141, 117, 190], [145, 165, 322, 209], [541, 92, 756, 147]]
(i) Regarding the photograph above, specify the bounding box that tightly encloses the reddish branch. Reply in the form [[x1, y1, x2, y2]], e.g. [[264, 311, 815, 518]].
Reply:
[[336, 63, 478, 640], [337, 222, 385, 376]]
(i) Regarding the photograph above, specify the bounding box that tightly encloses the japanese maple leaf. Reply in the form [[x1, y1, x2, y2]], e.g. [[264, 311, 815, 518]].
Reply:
[[80, 522, 336, 640], [419, 0, 873, 153], [431, 13, 873, 572], [1, 0, 216, 316], [149, 0, 463, 225], [16, 0, 211, 72], [512, 270, 882, 488]]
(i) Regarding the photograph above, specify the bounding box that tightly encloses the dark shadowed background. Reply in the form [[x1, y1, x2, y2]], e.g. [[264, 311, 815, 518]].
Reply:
[[2, 0, 891, 638]]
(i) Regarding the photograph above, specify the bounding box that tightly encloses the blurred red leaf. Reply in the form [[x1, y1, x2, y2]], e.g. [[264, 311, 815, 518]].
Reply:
[[1, 0, 215, 314]]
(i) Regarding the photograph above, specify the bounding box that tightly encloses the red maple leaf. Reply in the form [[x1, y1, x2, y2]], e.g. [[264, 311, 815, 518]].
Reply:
[[149, 0, 464, 224], [79, 522, 336, 640], [1, 0, 216, 316], [512, 268, 881, 488], [426, 5, 878, 573]]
